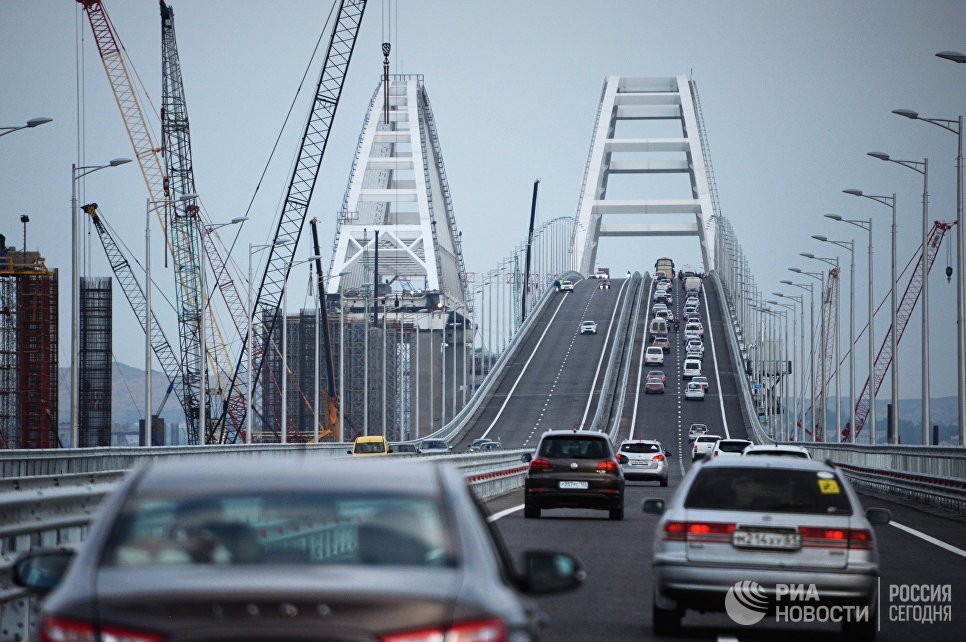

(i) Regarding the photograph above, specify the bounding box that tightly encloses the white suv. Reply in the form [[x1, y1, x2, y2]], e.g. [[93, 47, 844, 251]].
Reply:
[[691, 434, 722, 461], [683, 358, 701, 378], [644, 346, 665, 366]]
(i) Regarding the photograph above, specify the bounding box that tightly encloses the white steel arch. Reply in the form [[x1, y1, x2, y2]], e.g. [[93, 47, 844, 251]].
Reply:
[[572, 75, 717, 275]]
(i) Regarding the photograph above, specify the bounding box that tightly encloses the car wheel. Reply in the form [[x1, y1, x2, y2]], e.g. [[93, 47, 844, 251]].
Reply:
[[524, 502, 540, 519], [609, 505, 624, 520], [660, 477, 668, 487], [652, 599, 682, 635]]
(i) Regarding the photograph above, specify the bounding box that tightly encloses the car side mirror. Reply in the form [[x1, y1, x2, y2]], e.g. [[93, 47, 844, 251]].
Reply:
[[641, 498, 666, 515], [13, 549, 75, 594], [346, 449, 352, 455], [865, 508, 891, 525], [519, 551, 586, 595], [617, 454, 628, 464], [665, 450, 673, 458], [521, 453, 532, 463], [387, 447, 393, 453]]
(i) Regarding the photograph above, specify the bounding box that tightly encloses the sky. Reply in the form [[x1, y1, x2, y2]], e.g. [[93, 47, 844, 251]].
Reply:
[[2, 0, 965, 404]]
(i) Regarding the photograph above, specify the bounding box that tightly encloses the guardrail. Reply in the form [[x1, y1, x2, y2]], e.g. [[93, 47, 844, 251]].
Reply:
[[803, 443, 966, 513], [0, 450, 531, 637], [602, 273, 645, 442]]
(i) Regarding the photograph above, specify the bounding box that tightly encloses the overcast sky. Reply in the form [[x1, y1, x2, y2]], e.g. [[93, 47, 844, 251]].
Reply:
[[2, 0, 965, 400]]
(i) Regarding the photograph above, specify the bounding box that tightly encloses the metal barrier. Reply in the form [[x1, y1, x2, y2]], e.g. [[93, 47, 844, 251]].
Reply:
[[804, 443, 966, 513], [0, 450, 530, 638], [603, 273, 645, 442]]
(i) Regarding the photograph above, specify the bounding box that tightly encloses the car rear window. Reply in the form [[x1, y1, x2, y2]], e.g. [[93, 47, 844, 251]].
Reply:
[[717, 441, 751, 453], [621, 442, 661, 454], [745, 449, 809, 458], [539, 437, 610, 459], [685, 468, 853, 515], [696, 436, 720, 443]]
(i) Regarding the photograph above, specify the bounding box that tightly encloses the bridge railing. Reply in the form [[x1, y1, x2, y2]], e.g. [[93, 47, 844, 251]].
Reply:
[[598, 273, 644, 441], [0, 450, 530, 633]]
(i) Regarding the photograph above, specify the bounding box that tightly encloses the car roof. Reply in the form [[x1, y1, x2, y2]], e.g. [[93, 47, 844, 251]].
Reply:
[[716, 438, 752, 445], [699, 455, 829, 471], [541, 429, 609, 439], [744, 444, 810, 453], [355, 435, 387, 443], [620, 439, 661, 445]]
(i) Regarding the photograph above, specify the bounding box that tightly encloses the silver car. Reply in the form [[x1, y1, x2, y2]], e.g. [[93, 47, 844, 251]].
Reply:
[[617, 439, 671, 486], [643, 458, 889, 639], [418, 438, 451, 454]]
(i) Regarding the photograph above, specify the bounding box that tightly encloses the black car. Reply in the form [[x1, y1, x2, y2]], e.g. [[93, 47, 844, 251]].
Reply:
[[522, 430, 626, 520], [14, 457, 585, 640]]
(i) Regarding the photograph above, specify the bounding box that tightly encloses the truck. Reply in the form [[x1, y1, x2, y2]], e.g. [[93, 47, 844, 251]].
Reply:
[[654, 257, 675, 278], [595, 267, 610, 279], [679, 264, 698, 278], [684, 276, 702, 294]]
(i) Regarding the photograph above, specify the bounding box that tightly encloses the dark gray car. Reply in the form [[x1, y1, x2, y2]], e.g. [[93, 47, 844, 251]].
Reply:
[[15, 457, 584, 640]]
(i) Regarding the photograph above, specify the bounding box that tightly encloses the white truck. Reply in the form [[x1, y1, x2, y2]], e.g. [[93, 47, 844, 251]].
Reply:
[[684, 276, 702, 294]]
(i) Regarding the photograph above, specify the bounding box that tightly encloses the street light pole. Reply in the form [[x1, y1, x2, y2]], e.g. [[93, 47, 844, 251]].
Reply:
[[801, 254, 841, 439], [71, 158, 131, 448], [845, 189, 898, 443], [893, 108, 964, 445], [782, 279, 815, 440], [0, 116, 52, 137], [789, 268, 823, 438], [869, 152, 931, 444]]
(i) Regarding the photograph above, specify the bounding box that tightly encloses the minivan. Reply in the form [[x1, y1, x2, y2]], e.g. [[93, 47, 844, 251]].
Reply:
[[683, 358, 701, 378], [649, 318, 668, 337], [645, 347, 665, 366]]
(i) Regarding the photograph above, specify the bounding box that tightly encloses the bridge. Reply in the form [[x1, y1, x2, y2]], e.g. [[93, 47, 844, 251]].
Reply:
[[2, 73, 964, 640]]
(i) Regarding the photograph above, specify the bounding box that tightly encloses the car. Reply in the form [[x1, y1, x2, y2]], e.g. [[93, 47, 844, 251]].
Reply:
[[418, 439, 451, 454], [617, 439, 671, 486], [646, 369, 666, 382], [651, 335, 671, 353], [477, 441, 503, 452], [684, 381, 705, 401], [642, 457, 890, 638], [691, 434, 722, 460], [686, 339, 704, 355], [393, 442, 420, 454], [687, 423, 709, 442], [685, 349, 703, 362], [710, 438, 752, 459], [691, 375, 709, 391], [743, 444, 812, 459], [579, 320, 598, 335], [684, 322, 704, 338], [598, 279, 611, 290], [654, 309, 672, 323], [522, 430, 626, 520], [685, 296, 700, 307], [12, 457, 586, 641], [467, 437, 496, 452], [644, 376, 666, 394], [559, 279, 575, 292], [644, 346, 665, 366], [682, 358, 701, 378], [348, 435, 391, 456]]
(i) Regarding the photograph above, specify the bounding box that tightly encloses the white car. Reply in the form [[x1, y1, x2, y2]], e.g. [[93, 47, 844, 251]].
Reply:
[[644, 346, 665, 366], [558, 279, 575, 292], [686, 339, 704, 355], [710, 438, 753, 459], [691, 375, 709, 390], [579, 320, 598, 335], [685, 322, 704, 338], [682, 358, 701, 378], [691, 434, 722, 460], [687, 423, 709, 442], [743, 444, 812, 459], [684, 381, 705, 401], [685, 349, 703, 362]]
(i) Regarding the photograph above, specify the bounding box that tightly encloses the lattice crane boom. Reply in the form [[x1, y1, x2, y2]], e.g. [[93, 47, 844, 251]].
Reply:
[[843, 220, 954, 441], [218, 0, 367, 443], [813, 266, 839, 441]]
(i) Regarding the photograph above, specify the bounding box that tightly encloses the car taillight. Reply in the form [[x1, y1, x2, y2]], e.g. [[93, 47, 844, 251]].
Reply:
[[662, 521, 735, 542], [596, 460, 619, 473], [380, 618, 507, 642], [651, 454, 665, 461], [800, 527, 872, 550], [529, 458, 552, 472], [40, 617, 163, 642], [713, 450, 718, 457]]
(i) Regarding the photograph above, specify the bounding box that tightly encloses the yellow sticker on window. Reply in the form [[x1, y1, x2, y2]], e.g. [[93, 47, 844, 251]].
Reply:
[[818, 479, 840, 494]]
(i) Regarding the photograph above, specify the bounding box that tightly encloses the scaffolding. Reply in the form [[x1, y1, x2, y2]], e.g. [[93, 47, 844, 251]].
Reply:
[[79, 277, 112, 447], [0, 245, 58, 449]]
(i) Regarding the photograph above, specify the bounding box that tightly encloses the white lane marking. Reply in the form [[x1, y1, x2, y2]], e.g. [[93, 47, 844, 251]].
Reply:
[[487, 504, 523, 522], [890, 520, 966, 558], [629, 278, 655, 440], [579, 278, 630, 430], [481, 295, 569, 438], [702, 286, 730, 439]]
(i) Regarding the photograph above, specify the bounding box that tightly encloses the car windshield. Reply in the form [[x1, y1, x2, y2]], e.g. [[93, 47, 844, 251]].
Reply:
[[354, 442, 386, 453], [539, 437, 609, 459], [102, 493, 457, 568], [745, 449, 809, 458], [422, 441, 447, 449], [685, 468, 853, 515], [621, 442, 661, 453]]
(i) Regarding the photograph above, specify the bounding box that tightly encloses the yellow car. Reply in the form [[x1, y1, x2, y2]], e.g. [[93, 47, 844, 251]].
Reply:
[[347, 436, 391, 456]]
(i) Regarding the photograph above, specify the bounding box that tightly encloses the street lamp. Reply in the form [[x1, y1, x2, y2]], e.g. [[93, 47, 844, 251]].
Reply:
[[892, 107, 964, 446], [813, 235, 857, 443], [246, 239, 293, 444], [768, 300, 796, 441], [826, 214, 876, 443], [844, 188, 899, 443], [936, 51, 966, 64], [869, 151, 932, 444], [0, 116, 52, 137], [774, 291, 805, 441], [71, 157, 132, 448], [801, 253, 841, 439], [781, 278, 816, 440]]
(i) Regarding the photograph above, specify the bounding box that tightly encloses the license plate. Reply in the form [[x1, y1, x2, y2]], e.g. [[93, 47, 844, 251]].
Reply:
[[630, 461, 648, 467], [559, 481, 589, 489], [733, 530, 801, 550]]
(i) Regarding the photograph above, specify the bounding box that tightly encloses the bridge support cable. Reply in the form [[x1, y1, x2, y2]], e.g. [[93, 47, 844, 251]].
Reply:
[[844, 221, 954, 442]]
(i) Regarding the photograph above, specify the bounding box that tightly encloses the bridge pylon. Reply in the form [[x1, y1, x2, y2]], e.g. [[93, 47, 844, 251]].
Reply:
[[572, 76, 717, 275]]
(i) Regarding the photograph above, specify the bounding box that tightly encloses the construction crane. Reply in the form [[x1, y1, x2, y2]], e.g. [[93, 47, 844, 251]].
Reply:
[[78, 0, 203, 444], [217, 0, 368, 443], [842, 220, 955, 441], [310, 217, 338, 439], [81, 203, 189, 426]]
